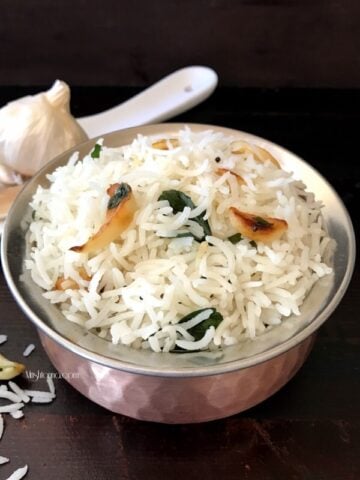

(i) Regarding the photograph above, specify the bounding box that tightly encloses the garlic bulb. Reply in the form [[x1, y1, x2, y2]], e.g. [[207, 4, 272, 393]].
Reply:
[[0, 162, 23, 185], [0, 80, 88, 176]]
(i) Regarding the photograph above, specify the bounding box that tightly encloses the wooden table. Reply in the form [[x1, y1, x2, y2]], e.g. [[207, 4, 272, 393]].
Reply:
[[0, 88, 359, 479]]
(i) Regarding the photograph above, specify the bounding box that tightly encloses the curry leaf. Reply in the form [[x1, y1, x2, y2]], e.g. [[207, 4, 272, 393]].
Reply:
[[158, 190, 211, 241], [228, 233, 242, 244], [171, 308, 223, 353], [188, 311, 223, 341], [159, 189, 195, 211], [253, 216, 273, 229], [179, 308, 223, 341], [195, 212, 212, 238], [91, 144, 102, 159]]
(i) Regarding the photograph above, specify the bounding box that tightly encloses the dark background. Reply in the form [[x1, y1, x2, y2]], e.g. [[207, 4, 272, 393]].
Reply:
[[1, 0, 360, 88]]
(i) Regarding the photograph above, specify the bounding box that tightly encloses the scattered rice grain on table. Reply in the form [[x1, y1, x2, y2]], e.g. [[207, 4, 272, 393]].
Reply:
[[22, 344, 35, 357], [5, 464, 28, 480]]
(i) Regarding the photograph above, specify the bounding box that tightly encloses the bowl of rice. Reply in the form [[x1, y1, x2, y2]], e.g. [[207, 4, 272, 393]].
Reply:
[[1, 123, 355, 423]]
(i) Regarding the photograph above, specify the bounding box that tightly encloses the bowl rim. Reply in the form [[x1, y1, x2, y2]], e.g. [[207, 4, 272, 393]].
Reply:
[[1, 122, 356, 377]]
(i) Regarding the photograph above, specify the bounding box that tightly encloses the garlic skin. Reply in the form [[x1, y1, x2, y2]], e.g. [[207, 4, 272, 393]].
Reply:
[[0, 162, 23, 185], [0, 80, 88, 176]]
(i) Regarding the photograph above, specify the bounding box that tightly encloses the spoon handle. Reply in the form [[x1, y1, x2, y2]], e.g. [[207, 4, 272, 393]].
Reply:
[[77, 66, 218, 138]]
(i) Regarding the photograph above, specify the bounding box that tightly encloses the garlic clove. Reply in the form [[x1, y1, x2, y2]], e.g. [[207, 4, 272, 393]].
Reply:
[[0, 353, 25, 380], [0, 184, 23, 219], [0, 163, 23, 186], [0, 80, 88, 176], [71, 183, 137, 254], [152, 138, 180, 150], [229, 207, 288, 243]]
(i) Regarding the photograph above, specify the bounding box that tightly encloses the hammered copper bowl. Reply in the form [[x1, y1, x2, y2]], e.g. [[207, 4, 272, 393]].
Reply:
[[1, 124, 355, 424]]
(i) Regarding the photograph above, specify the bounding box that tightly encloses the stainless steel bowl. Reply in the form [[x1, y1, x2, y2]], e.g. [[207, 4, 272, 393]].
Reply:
[[1, 124, 355, 423]]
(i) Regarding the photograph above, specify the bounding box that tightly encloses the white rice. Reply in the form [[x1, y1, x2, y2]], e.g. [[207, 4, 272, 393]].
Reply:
[[28, 397, 54, 404], [22, 344, 35, 357], [8, 382, 30, 404], [26, 128, 333, 352], [10, 410, 24, 420], [5, 465, 28, 480], [46, 376, 55, 395], [0, 350, 56, 479], [0, 403, 24, 414], [23, 389, 55, 403], [0, 389, 22, 404]]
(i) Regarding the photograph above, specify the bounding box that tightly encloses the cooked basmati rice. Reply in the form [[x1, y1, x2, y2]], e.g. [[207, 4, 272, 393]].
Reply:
[[22, 344, 35, 357], [0, 389, 22, 404], [23, 389, 55, 403], [28, 396, 54, 404], [10, 410, 24, 420], [46, 376, 55, 395], [8, 382, 30, 404], [26, 128, 333, 352], [0, 403, 24, 414], [0, 347, 57, 479], [5, 464, 28, 480]]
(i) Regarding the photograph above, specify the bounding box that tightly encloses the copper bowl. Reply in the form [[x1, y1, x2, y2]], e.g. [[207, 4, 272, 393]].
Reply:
[[1, 124, 355, 423]]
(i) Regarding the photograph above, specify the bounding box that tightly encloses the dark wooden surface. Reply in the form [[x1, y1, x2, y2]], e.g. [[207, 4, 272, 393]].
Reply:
[[0, 87, 359, 479], [1, 0, 360, 88]]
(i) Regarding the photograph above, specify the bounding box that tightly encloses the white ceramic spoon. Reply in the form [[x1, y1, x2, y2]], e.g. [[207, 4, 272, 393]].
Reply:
[[77, 66, 218, 138]]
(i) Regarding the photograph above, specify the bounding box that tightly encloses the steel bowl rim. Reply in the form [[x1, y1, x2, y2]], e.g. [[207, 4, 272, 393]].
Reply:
[[1, 122, 356, 377]]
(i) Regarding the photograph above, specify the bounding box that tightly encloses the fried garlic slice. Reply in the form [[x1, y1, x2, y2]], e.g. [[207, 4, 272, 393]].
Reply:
[[0, 353, 25, 380], [229, 207, 287, 243], [215, 167, 245, 185], [71, 183, 137, 254], [151, 138, 180, 150], [54, 267, 91, 291], [231, 140, 280, 168]]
